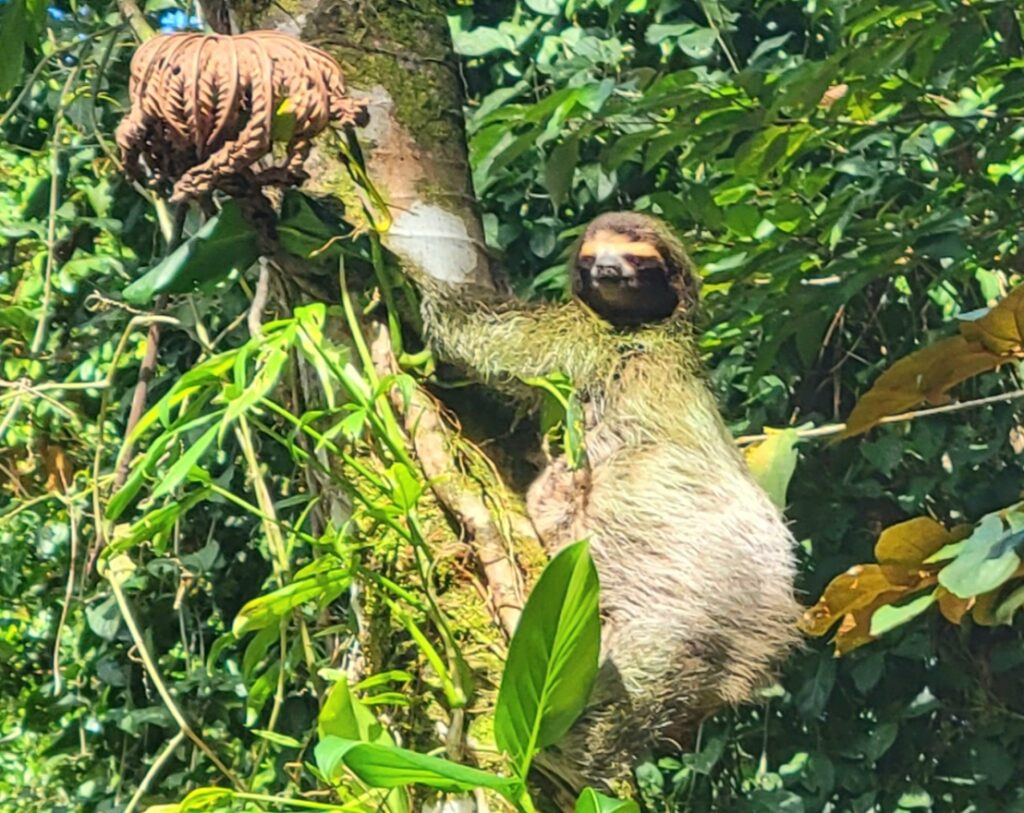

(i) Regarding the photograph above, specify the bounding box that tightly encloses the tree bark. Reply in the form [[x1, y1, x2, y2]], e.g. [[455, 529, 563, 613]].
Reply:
[[237, 0, 493, 286]]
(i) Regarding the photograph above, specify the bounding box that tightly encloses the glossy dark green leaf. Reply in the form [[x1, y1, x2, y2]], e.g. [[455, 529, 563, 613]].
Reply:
[[123, 201, 260, 304], [494, 539, 600, 776]]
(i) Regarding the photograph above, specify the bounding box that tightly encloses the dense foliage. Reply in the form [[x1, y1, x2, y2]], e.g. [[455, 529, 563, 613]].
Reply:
[[2, 0, 1024, 812]]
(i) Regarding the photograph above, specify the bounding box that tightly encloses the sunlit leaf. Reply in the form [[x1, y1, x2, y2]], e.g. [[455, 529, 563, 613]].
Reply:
[[233, 557, 352, 635], [744, 427, 800, 508], [938, 513, 1024, 599], [495, 540, 600, 777], [314, 737, 518, 798], [874, 516, 956, 566], [575, 788, 640, 813]]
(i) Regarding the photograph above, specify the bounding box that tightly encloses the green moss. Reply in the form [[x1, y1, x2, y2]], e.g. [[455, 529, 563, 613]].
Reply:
[[304, 0, 466, 152]]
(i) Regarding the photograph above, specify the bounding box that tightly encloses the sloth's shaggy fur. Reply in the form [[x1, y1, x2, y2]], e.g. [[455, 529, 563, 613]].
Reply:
[[416, 213, 799, 794]]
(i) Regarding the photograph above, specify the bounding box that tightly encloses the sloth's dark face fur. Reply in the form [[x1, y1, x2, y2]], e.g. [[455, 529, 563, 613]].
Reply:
[[570, 212, 698, 328]]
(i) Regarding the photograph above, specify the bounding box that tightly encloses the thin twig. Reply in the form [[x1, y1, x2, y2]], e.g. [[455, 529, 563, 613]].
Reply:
[[123, 730, 186, 813], [104, 556, 245, 788], [0, 28, 115, 129], [52, 496, 79, 695], [111, 208, 185, 491], [116, 0, 156, 41], [736, 387, 1024, 446]]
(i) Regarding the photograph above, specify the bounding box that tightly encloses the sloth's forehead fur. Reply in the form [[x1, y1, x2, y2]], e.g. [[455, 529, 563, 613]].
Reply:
[[578, 229, 665, 262]]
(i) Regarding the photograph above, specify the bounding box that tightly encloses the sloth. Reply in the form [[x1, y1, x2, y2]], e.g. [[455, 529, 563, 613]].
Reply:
[[413, 212, 799, 795]]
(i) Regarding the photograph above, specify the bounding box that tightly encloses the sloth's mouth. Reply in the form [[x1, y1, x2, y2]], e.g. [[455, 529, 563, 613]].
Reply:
[[580, 272, 679, 326]]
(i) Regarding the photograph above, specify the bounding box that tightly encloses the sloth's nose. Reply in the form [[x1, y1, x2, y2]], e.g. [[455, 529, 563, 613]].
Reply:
[[592, 258, 624, 279]]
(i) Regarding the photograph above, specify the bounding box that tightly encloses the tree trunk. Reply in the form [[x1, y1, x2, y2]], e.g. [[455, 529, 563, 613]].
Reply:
[[237, 0, 492, 286], [234, 3, 545, 807]]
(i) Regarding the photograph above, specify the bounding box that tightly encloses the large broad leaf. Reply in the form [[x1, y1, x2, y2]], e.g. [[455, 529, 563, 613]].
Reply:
[[123, 201, 260, 304], [841, 285, 1024, 438], [319, 676, 390, 744], [317, 680, 408, 813], [938, 512, 1024, 599], [314, 737, 518, 798], [494, 539, 600, 777], [276, 190, 345, 262], [575, 788, 641, 813], [0, 0, 45, 97]]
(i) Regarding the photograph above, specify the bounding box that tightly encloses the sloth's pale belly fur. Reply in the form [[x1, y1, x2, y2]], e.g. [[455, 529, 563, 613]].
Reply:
[[526, 354, 800, 789]]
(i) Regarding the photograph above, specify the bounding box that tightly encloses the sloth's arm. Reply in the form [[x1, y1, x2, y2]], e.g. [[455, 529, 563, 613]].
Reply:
[[417, 279, 607, 386]]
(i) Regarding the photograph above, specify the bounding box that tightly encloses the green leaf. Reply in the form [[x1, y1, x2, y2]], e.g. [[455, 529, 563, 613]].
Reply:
[[221, 345, 289, 434], [277, 190, 343, 261], [0, 0, 45, 97], [85, 595, 122, 641], [575, 787, 641, 813], [317, 680, 408, 813], [994, 583, 1024, 625], [123, 201, 260, 304], [546, 135, 580, 210], [452, 27, 515, 57], [105, 489, 211, 556], [318, 676, 389, 744], [524, 0, 563, 15], [150, 423, 219, 501], [387, 463, 423, 511], [233, 558, 351, 635], [869, 591, 937, 637], [494, 539, 601, 777], [723, 204, 762, 237], [938, 513, 1024, 599], [250, 729, 302, 748], [314, 737, 519, 798]]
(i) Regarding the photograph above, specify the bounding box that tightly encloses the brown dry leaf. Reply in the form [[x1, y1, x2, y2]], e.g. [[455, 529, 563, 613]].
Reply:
[[43, 445, 73, 493], [832, 608, 876, 655], [842, 286, 1024, 438], [841, 335, 1007, 437], [874, 516, 954, 566], [819, 83, 849, 109], [959, 284, 1024, 354], [936, 586, 973, 625], [971, 589, 1000, 626], [798, 563, 929, 637]]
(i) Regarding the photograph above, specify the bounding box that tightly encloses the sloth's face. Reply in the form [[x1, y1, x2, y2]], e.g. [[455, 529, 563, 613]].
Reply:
[[575, 228, 680, 327]]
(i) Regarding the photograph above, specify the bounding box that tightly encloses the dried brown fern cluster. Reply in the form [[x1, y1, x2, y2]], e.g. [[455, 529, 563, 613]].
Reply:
[[116, 31, 368, 203]]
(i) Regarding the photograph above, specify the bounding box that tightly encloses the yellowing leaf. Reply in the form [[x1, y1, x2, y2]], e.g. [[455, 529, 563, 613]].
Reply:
[[271, 96, 298, 142], [959, 284, 1024, 354], [744, 427, 800, 508], [874, 516, 955, 566], [935, 587, 973, 625], [841, 285, 1024, 437], [842, 336, 1006, 437], [798, 563, 932, 638], [971, 589, 1000, 626]]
